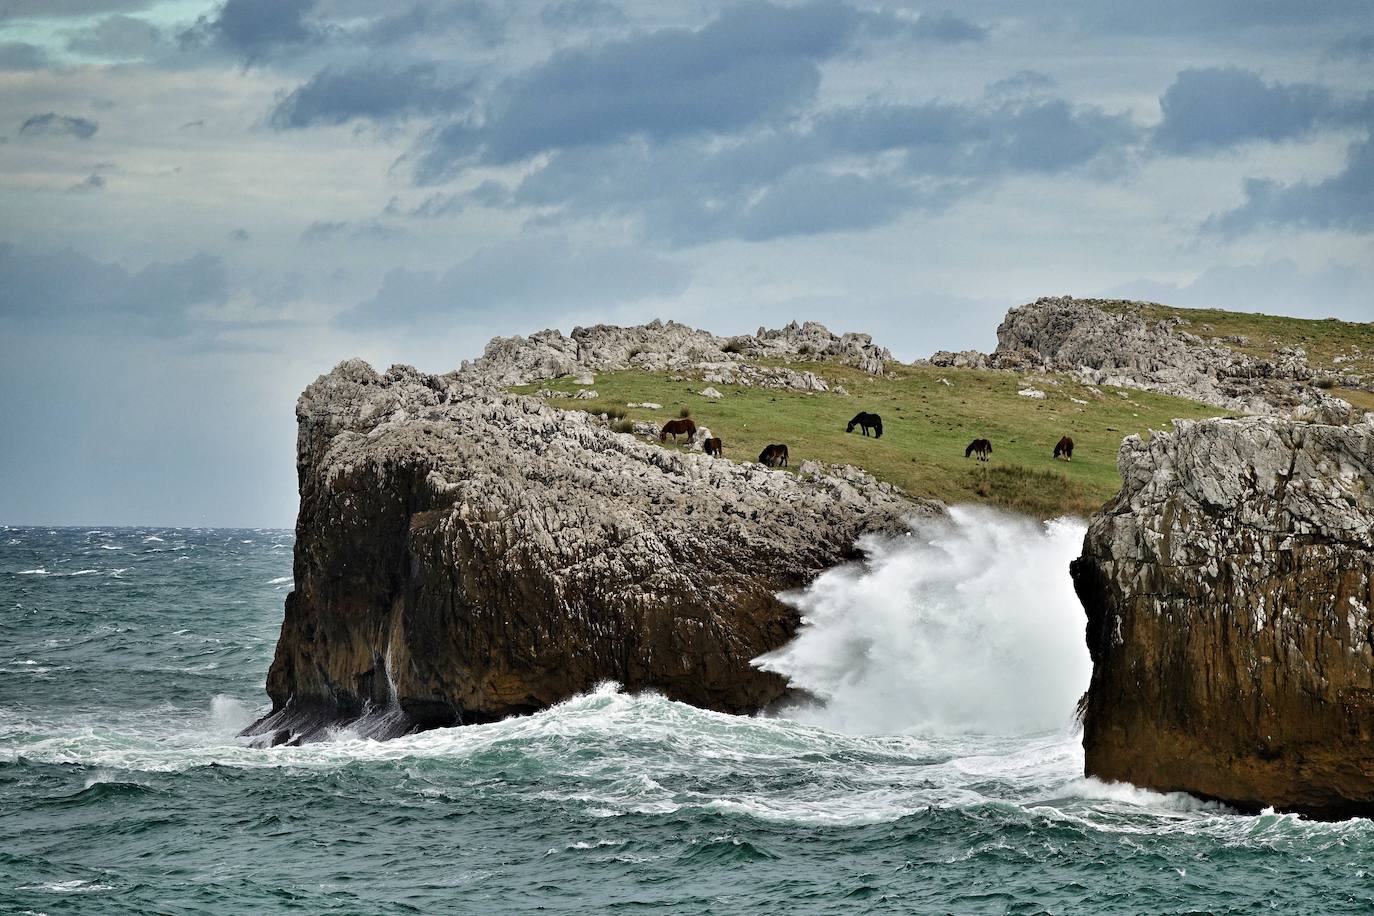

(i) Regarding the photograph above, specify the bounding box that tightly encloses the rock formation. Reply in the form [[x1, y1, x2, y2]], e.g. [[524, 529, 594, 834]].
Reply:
[[931, 296, 1363, 416], [1072, 412, 1374, 818], [246, 359, 936, 744], [461, 318, 891, 390]]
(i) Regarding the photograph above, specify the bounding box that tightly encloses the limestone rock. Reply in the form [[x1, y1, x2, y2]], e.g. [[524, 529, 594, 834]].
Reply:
[[1071, 413, 1374, 818], [246, 360, 939, 744], [699, 387, 723, 399]]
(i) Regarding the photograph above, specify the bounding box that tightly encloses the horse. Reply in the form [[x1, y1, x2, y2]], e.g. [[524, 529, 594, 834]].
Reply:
[[703, 437, 723, 457], [1054, 436, 1074, 460], [964, 438, 992, 461], [847, 412, 883, 438], [758, 444, 789, 468], [660, 418, 697, 443]]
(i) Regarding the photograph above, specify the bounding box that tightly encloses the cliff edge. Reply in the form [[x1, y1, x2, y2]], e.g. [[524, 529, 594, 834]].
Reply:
[[1071, 411, 1374, 818], [247, 359, 936, 744]]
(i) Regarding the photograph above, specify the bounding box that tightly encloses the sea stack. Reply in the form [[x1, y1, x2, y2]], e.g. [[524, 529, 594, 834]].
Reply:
[[246, 358, 935, 744], [1072, 410, 1374, 818]]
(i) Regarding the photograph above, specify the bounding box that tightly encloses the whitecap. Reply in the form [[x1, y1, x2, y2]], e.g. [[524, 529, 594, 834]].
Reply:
[[17, 568, 47, 575], [98, 545, 123, 551], [267, 576, 292, 585]]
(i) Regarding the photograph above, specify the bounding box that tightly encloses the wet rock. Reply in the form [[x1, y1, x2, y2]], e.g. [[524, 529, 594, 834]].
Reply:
[[1072, 413, 1374, 818], [246, 360, 939, 743]]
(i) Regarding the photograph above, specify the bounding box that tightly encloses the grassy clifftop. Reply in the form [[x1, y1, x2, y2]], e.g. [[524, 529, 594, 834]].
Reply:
[[517, 362, 1222, 518]]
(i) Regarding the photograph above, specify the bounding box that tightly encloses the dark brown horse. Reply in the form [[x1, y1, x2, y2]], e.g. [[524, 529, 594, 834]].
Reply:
[[847, 411, 883, 438], [965, 438, 992, 461], [1054, 436, 1074, 460], [703, 437, 723, 457], [758, 444, 789, 467], [660, 418, 697, 443]]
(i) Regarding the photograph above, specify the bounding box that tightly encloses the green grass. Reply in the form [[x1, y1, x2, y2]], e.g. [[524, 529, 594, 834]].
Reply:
[[517, 363, 1225, 518]]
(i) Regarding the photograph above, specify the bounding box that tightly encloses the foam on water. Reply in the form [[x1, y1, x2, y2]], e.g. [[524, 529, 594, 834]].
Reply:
[[757, 506, 1092, 736]]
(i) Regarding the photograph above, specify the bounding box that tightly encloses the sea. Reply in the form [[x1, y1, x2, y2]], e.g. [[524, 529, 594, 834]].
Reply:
[[4, 514, 1373, 915]]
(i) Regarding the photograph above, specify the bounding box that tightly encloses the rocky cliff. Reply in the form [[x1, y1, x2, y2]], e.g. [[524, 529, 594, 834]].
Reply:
[[463, 318, 891, 389], [1071, 411, 1374, 818], [931, 296, 1354, 416], [246, 359, 936, 745]]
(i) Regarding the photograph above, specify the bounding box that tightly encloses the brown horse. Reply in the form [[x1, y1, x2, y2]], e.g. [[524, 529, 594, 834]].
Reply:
[[846, 412, 883, 438], [660, 418, 697, 443], [758, 444, 789, 467], [703, 437, 723, 457], [965, 438, 992, 461], [1054, 436, 1074, 460]]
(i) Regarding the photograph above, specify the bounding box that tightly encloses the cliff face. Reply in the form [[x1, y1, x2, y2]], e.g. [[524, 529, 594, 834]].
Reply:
[[1072, 414, 1374, 818], [248, 359, 935, 744]]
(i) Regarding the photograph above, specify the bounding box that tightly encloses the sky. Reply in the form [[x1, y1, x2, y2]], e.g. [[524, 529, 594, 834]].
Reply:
[[1, 0, 1372, 527]]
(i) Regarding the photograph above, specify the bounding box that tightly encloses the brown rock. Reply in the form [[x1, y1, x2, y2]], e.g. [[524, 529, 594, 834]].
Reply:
[[1072, 413, 1374, 818], [246, 359, 937, 744]]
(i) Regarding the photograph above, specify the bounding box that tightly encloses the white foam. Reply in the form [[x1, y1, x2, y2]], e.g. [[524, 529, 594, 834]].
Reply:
[[756, 507, 1092, 737], [17, 568, 47, 575], [267, 576, 292, 585]]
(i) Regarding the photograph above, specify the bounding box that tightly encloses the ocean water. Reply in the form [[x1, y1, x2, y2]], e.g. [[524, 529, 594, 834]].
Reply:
[[3, 518, 1373, 915]]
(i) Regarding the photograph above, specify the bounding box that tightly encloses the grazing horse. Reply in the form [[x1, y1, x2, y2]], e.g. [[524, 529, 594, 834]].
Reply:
[[758, 444, 789, 468], [703, 437, 723, 457], [660, 418, 697, 443], [847, 411, 883, 438], [1054, 436, 1075, 460], [964, 438, 992, 461]]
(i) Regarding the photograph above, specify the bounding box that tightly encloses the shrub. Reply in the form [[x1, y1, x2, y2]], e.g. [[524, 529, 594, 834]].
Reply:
[[1315, 376, 1336, 389], [603, 406, 627, 420], [722, 339, 745, 354], [610, 418, 636, 434], [678, 406, 691, 418]]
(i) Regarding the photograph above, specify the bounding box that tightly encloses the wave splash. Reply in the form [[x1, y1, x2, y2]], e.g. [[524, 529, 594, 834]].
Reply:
[[756, 506, 1092, 737]]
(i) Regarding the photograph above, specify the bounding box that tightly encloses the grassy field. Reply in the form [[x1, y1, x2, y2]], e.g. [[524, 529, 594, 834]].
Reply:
[[516, 363, 1224, 518]]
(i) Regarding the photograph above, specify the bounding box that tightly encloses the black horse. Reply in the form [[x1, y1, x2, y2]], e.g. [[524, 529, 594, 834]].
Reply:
[[964, 438, 992, 461], [758, 444, 789, 467], [847, 412, 883, 438], [1054, 436, 1074, 461]]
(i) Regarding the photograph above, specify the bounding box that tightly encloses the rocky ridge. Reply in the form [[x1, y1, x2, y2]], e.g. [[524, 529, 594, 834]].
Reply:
[[462, 319, 890, 391], [1071, 412, 1374, 818], [930, 296, 1363, 416], [246, 359, 937, 745]]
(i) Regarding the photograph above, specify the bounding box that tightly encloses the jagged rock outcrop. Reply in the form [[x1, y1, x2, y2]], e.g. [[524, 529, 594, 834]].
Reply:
[[930, 296, 1360, 417], [247, 359, 936, 744], [461, 319, 891, 390], [1071, 413, 1374, 818]]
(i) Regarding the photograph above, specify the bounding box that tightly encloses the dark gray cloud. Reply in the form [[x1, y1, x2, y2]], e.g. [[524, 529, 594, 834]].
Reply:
[[361, 1, 504, 47], [503, 92, 1137, 244], [905, 10, 989, 43], [1154, 67, 1370, 154], [183, 0, 319, 61], [0, 0, 150, 19], [65, 14, 163, 58], [539, 0, 628, 30], [0, 243, 227, 334], [1206, 136, 1374, 234], [300, 219, 410, 242], [337, 235, 690, 328], [67, 173, 106, 192], [270, 62, 469, 128], [415, 0, 858, 180], [0, 41, 50, 70], [1327, 33, 1374, 61], [18, 112, 98, 139], [229, 228, 251, 241]]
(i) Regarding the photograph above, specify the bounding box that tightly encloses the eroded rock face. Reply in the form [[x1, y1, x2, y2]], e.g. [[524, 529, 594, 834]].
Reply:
[[461, 318, 891, 389], [248, 359, 936, 744], [929, 296, 1360, 417], [1072, 414, 1374, 818]]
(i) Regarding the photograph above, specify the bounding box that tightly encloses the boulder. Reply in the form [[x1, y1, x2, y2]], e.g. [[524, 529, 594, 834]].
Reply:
[[1071, 413, 1374, 818]]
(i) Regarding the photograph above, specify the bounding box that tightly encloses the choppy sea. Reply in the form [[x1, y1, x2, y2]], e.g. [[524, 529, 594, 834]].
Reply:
[[4, 518, 1373, 914]]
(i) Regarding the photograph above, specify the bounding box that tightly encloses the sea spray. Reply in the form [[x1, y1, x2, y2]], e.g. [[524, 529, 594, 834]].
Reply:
[[755, 506, 1091, 736]]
